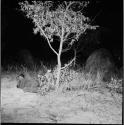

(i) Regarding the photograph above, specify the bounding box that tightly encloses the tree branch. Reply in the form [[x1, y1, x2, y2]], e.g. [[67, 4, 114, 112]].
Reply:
[[62, 45, 71, 53], [47, 38, 58, 55], [73, 49, 77, 66], [65, 1, 76, 11], [35, 20, 58, 55], [65, 1, 88, 12], [61, 56, 76, 70]]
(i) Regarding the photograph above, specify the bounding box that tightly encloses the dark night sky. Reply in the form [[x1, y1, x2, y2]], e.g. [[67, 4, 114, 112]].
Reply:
[[1, 0, 123, 68]]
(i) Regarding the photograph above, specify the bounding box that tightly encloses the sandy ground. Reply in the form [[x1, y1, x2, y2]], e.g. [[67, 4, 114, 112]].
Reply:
[[1, 75, 122, 123]]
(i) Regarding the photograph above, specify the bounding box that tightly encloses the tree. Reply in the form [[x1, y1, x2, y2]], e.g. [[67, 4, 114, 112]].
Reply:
[[19, 1, 98, 90]]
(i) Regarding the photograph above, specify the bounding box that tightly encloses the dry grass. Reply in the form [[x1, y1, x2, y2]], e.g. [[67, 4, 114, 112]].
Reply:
[[1, 63, 122, 95]]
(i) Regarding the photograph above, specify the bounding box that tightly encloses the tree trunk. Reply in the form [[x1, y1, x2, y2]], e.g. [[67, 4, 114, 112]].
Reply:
[[55, 37, 63, 91], [56, 53, 61, 90]]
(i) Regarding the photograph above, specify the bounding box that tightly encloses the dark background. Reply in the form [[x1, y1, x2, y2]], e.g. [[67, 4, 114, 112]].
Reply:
[[1, 0, 123, 69]]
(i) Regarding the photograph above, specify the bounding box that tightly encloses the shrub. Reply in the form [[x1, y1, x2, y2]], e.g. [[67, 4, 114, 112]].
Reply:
[[85, 48, 115, 82]]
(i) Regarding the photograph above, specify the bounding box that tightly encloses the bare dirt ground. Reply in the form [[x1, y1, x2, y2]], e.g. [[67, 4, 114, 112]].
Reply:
[[1, 75, 122, 123]]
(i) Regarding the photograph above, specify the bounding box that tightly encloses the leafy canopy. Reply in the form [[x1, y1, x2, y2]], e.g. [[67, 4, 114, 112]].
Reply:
[[19, 1, 98, 45]]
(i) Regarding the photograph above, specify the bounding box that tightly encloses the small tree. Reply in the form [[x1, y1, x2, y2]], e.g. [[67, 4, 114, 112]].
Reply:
[[19, 1, 98, 90]]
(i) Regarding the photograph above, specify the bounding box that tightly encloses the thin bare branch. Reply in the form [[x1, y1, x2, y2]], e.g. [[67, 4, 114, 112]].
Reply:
[[62, 45, 71, 53], [65, 1, 88, 11], [35, 21, 58, 55], [65, 1, 75, 11], [61, 56, 76, 70], [73, 49, 77, 66], [47, 38, 58, 55]]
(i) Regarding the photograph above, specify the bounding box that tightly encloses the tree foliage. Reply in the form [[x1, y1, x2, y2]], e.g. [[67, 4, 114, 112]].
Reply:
[[19, 1, 98, 54]]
